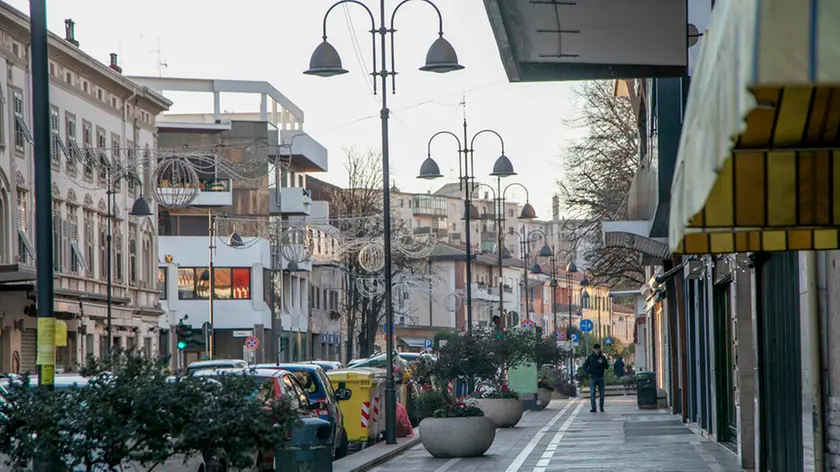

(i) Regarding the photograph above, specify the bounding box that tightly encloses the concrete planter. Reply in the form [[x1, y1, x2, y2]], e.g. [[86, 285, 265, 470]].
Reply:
[[419, 416, 496, 458], [537, 388, 553, 410], [474, 398, 524, 428]]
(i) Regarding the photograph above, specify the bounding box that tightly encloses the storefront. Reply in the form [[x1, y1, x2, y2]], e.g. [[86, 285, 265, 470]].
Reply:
[[669, 1, 838, 470]]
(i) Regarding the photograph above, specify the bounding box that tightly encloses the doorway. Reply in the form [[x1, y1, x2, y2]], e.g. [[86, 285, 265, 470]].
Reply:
[[713, 276, 736, 446]]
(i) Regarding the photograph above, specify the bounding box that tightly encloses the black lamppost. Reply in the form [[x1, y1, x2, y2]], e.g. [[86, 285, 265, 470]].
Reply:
[[305, 1, 463, 445], [507, 226, 547, 322], [417, 127, 513, 334], [478, 181, 536, 329], [199, 216, 244, 360], [565, 261, 578, 377], [106, 171, 152, 353], [530, 240, 557, 333]]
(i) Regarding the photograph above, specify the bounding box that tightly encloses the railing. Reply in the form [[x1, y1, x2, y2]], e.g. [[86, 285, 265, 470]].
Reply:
[[157, 177, 231, 192]]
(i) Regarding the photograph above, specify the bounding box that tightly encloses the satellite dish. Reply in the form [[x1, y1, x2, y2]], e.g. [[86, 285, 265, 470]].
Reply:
[[687, 24, 702, 47]]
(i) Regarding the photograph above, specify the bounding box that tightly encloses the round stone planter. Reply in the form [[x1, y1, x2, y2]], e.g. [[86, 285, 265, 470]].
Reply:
[[419, 416, 496, 458], [537, 388, 553, 410], [474, 398, 524, 428]]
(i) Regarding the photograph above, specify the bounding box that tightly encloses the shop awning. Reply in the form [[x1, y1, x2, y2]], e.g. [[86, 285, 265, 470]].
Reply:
[[670, 0, 840, 254]]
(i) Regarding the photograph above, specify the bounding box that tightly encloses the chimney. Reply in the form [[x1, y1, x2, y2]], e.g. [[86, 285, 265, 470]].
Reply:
[[109, 53, 122, 74], [64, 19, 79, 47]]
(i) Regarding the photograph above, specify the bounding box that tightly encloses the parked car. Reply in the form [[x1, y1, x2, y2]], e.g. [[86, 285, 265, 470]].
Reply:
[[303, 360, 343, 372], [255, 363, 349, 459], [195, 367, 320, 470], [187, 359, 248, 375]]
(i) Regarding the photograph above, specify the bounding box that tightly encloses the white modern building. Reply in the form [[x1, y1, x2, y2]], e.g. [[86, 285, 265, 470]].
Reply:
[[128, 76, 329, 367], [0, 5, 171, 374]]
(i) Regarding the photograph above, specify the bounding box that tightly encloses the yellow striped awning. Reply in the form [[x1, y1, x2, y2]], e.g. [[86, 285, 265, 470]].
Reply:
[[669, 0, 840, 254]]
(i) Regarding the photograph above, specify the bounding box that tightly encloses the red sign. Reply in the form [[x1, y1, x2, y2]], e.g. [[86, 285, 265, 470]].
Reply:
[[244, 336, 260, 350]]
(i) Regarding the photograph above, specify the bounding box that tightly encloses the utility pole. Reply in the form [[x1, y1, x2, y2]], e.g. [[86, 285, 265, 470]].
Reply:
[[31, 0, 55, 388]]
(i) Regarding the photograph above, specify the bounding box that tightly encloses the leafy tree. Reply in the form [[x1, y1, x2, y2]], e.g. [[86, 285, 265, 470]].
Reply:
[[534, 335, 568, 367], [558, 80, 644, 289], [0, 352, 298, 471], [432, 329, 541, 383]]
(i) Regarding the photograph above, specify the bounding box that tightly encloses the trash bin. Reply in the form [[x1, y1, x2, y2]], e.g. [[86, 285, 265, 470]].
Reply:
[[275, 417, 333, 472], [353, 367, 387, 441], [327, 369, 376, 444], [636, 371, 657, 409]]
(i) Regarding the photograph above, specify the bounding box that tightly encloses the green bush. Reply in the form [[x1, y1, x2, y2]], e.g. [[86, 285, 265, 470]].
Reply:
[[576, 364, 623, 386], [415, 390, 447, 420]]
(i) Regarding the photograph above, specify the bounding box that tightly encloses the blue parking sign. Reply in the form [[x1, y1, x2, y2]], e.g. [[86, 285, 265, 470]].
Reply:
[[571, 333, 579, 343], [424, 339, 433, 349]]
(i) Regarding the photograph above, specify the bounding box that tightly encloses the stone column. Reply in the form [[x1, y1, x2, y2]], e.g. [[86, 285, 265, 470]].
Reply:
[[733, 254, 756, 470], [823, 250, 840, 470]]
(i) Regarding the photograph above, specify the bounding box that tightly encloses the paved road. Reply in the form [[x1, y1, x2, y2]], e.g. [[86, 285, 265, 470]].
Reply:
[[371, 396, 740, 472]]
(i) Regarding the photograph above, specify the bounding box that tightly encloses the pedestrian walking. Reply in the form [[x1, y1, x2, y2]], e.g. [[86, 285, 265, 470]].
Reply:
[[583, 343, 608, 412], [614, 356, 626, 378]]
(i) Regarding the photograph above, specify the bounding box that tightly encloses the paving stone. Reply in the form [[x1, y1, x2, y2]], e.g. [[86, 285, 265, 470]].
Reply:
[[371, 397, 741, 471]]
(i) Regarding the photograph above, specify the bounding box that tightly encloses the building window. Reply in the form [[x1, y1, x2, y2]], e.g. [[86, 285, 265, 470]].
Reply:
[[12, 90, 32, 152], [65, 113, 78, 173], [96, 128, 108, 186], [68, 206, 87, 273], [114, 225, 123, 283], [158, 267, 167, 299], [17, 191, 34, 265], [84, 210, 94, 277], [128, 224, 137, 285], [126, 141, 136, 193], [177, 267, 252, 300], [82, 122, 94, 179], [98, 216, 107, 280], [49, 106, 67, 167], [96, 89, 103, 101], [52, 201, 62, 272]]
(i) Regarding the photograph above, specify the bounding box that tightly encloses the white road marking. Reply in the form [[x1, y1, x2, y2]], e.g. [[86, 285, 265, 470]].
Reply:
[[504, 399, 578, 472], [533, 402, 585, 470], [434, 458, 461, 471]]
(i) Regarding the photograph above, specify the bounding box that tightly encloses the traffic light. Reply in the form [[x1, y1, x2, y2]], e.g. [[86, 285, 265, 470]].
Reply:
[[23, 290, 36, 317], [184, 324, 194, 345], [176, 323, 188, 350]]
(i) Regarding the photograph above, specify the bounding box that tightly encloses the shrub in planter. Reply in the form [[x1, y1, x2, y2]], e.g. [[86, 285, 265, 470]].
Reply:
[[419, 391, 495, 458], [473, 384, 524, 428]]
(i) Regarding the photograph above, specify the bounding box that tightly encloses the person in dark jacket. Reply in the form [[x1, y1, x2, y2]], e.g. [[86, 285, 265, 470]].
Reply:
[[584, 343, 608, 412], [614, 356, 626, 378]]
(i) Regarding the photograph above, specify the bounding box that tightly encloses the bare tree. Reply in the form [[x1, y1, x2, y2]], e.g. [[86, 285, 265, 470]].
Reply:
[[331, 148, 429, 359], [558, 81, 644, 288]]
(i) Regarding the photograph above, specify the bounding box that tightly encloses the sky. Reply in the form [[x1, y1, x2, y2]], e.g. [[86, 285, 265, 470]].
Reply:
[[16, 0, 585, 218]]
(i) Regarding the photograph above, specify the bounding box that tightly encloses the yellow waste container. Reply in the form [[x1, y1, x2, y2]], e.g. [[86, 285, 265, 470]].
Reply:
[[327, 369, 377, 444], [351, 367, 387, 440]]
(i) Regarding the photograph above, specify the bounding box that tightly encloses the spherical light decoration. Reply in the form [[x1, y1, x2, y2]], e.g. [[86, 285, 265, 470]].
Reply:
[[279, 227, 313, 264], [358, 241, 385, 273], [444, 292, 463, 313], [153, 156, 201, 209]]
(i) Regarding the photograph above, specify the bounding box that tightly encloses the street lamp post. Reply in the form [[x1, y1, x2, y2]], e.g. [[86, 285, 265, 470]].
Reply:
[[418, 126, 515, 335], [105, 171, 152, 353], [305, 1, 463, 445], [565, 261, 577, 377]]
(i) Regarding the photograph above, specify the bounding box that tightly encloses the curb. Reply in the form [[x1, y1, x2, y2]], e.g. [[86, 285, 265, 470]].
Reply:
[[333, 436, 421, 472]]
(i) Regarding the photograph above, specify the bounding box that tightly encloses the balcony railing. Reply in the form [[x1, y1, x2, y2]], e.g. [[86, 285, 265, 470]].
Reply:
[[157, 177, 231, 192]]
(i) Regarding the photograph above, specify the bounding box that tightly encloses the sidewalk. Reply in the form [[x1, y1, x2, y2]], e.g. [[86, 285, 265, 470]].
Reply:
[[369, 397, 740, 471]]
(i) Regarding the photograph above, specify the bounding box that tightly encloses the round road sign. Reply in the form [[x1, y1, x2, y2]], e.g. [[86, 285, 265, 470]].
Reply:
[[555, 330, 566, 341], [244, 336, 260, 350], [580, 319, 594, 333], [604, 337, 613, 346], [520, 319, 535, 329]]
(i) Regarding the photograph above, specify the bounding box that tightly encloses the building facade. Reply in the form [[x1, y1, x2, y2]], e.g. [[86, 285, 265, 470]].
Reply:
[[129, 76, 329, 368], [0, 5, 171, 374]]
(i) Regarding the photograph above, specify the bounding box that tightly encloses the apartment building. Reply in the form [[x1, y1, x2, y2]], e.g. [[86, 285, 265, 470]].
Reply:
[[0, 6, 171, 374], [129, 76, 328, 367]]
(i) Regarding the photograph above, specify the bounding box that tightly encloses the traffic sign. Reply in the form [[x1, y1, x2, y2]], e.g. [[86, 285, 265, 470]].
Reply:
[[521, 319, 535, 329], [604, 337, 613, 346], [571, 333, 579, 343], [423, 339, 433, 350], [580, 319, 594, 333], [244, 336, 260, 350], [555, 330, 566, 341]]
